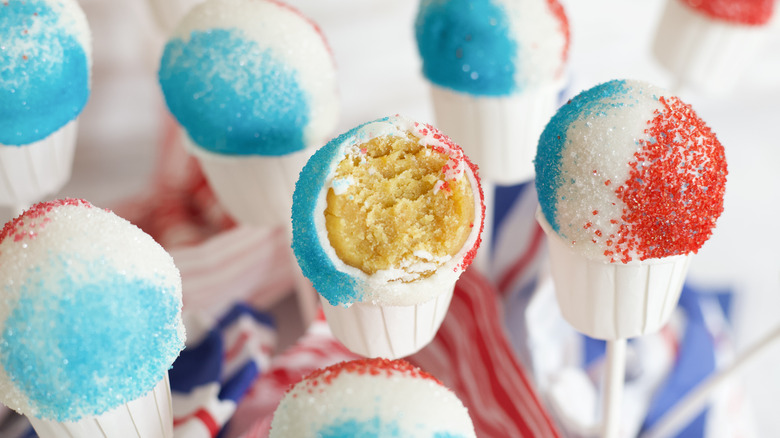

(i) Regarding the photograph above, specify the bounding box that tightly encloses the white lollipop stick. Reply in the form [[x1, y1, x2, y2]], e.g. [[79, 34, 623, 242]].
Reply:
[[602, 338, 627, 438], [641, 323, 780, 438]]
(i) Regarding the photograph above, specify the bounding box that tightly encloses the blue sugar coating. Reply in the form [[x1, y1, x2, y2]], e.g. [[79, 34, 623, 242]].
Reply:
[[534, 79, 632, 232], [318, 417, 468, 438], [319, 417, 400, 438], [0, 258, 184, 422], [159, 29, 310, 156], [0, 0, 90, 145], [415, 0, 518, 96], [291, 119, 389, 306]]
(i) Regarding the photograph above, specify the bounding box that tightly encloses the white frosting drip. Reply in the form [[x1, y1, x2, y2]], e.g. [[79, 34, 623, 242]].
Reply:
[[315, 115, 483, 307], [171, 0, 338, 149], [269, 364, 476, 437]]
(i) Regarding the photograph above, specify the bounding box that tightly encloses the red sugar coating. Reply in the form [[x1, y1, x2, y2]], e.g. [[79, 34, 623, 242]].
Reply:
[[546, 0, 570, 68], [296, 358, 443, 394], [0, 198, 93, 245], [613, 96, 727, 262], [681, 0, 774, 25], [412, 122, 485, 271]]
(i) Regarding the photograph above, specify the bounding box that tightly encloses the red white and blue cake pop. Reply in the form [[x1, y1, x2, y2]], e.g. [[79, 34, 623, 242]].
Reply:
[[0, 0, 91, 146], [269, 358, 476, 438], [535, 79, 727, 264], [0, 199, 184, 422], [158, 0, 338, 156], [415, 0, 569, 97]]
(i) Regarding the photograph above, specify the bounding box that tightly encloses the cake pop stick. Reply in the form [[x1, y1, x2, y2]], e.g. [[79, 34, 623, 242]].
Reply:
[[642, 324, 780, 438], [534, 79, 727, 437]]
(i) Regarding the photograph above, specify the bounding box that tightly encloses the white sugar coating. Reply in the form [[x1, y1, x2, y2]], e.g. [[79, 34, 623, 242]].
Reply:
[[500, 0, 568, 87], [170, 0, 338, 149], [308, 115, 484, 306], [4, 0, 94, 68], [556, 85, 663, 259], [0, 199, 183, 420], [269, 360, 476, 437]]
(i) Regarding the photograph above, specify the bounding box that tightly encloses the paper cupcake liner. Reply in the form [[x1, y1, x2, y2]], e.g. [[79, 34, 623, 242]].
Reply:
[[429, 82, 562, 185], [28, 374, 174, 438], [653, 0, 770, 94], [321, 288, 455, 359], [537, 210, 691, 340], [0, 120, 78, 210], [146, 0, 204, 33], [186, 135, 314, 228]]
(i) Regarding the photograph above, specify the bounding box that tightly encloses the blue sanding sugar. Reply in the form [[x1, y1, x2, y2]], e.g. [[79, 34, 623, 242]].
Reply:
[[319, 417, 401, 437], [0, 258, 184, 422], [0, 0, 90, 145], [534, 79, 630, 232], [415, 0, 518, 96], [159, 28, 310, 156], [290, 120, 395, 306], [318, 417, 468, 438]]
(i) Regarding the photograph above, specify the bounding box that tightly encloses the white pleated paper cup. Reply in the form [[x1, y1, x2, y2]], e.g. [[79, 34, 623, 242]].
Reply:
[[321, 287, 455, 359], [653, 0, 770, 95], [429, 82, 562, 185], [27, 374, 174, 438], [0, 120, 78, 210], [146, 0, 204, 34], [537, 210, 691, 340], [186, 136, 315, 228]]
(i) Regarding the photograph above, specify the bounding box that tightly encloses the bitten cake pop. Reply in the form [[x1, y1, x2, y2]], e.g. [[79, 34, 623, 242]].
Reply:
[[269, 358, 476, 438], [159, 0, 338, 227], [0, 0, 91, 212], [653, 0, 775, 95], [415, 0, 569, 184], [292, 115, 484, 358], [0, 199, 185, 437]]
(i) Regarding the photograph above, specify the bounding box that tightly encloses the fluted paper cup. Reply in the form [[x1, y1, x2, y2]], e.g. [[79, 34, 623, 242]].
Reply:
[[430, 82, 562, 185], [0, 120, 78, 210], [185, 135, 314, 228], [27, 374, 174, 438], [321, 288, 455, 359], [653, 0, 770, 95], [537, 209, 691, 340]]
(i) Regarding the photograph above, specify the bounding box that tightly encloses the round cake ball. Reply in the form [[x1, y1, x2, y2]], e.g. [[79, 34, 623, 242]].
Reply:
[[677, 0, 774, 25], [270, 358, 476, 438], [535, 79, 727, 263], [0, 0, 91, 146], [0, 199, 185, 422], [292, 115, 484, 307], [158, 0, 338, 156], [415, 0, 569, 96]]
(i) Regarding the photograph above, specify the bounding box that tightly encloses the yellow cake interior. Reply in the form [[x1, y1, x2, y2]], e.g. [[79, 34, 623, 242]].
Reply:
[[324, 132, 475, 277]]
